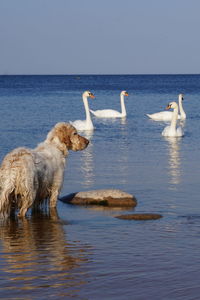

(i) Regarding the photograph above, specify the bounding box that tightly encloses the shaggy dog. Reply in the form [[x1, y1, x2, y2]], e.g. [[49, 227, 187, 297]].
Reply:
[[0, 122, 89, 218]]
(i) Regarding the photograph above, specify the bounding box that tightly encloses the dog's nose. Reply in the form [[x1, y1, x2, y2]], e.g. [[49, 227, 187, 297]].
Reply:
[[85, 138, 89, 145]]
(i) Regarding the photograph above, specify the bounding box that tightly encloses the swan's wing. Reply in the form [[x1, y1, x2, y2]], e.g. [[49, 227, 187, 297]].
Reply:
[[146, 111, 173, 121], [161, 125, 170, 136], [70, 119, 94, 131], [70, 120, 86, 130], [90, 109, 121, 118]]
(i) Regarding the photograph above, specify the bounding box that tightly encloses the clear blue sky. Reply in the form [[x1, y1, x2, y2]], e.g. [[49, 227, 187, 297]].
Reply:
[[0, 0, 200, 74]]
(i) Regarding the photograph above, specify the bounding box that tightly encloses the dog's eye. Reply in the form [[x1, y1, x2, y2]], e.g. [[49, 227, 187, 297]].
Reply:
[[73, 132, 78, 135]]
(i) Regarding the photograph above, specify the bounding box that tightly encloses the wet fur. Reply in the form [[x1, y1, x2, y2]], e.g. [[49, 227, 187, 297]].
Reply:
[[0, 122, 89, 218]]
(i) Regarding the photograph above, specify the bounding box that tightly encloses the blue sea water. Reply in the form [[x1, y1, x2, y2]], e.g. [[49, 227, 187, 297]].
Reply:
[[0, 74, 200, 299]]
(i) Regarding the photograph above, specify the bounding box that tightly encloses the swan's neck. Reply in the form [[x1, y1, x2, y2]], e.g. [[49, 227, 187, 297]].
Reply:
[[83, 96, 92, 125], [170, 107, 178, 130], [178, 96, 186, 119], [120, 94, 126, 117]]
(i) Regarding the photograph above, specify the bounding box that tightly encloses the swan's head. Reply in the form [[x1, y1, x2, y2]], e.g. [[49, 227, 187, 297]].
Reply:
[[83, 91, 95, 99], [121, 91, 129, 97], [166, 101, 178, 110], [179, 93, 184, 101]]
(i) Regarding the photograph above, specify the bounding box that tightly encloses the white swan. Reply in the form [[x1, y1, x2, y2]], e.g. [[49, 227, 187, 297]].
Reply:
[[146, 94, 186, 121], [162, 102, 184, 137], [90, 90, 129, 118], [70, 91, 95, 131]]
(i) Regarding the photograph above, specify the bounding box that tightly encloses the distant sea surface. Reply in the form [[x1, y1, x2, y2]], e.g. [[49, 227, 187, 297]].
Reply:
[[0, 74, 200, 299]]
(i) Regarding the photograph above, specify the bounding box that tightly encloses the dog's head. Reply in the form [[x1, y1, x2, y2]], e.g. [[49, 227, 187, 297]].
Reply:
[[47, 123, 89, 155]]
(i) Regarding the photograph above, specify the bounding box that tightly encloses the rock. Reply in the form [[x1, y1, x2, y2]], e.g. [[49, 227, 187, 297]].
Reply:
[[60, 189, 137, 207], [115, 213, 163, 220]]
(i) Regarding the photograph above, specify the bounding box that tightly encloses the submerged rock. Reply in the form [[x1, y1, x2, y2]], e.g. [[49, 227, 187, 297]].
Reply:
[[115, 213, 163, 220], [60, 189, 137, 207]]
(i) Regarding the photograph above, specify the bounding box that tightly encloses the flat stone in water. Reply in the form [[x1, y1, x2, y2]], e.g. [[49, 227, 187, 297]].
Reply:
[[115, 213, 163, 220], [60, 189, 137, 207]]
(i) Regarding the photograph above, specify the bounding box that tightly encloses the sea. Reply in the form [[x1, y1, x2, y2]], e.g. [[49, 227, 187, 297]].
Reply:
[[0, 74, 200, 299]]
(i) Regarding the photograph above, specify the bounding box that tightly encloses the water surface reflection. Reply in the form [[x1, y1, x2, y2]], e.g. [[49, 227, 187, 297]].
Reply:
[[80, 131, 95, 188], [0, 209, 91, 299], [164, 137, 182, 186]]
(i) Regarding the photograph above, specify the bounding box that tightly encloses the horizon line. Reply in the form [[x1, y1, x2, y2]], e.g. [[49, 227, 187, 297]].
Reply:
[[0, 73, 200, 76]]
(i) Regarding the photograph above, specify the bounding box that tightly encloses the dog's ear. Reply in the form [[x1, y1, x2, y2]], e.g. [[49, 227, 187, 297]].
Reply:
[[47, 123, 75, 155], [55, 124, 73, 149]]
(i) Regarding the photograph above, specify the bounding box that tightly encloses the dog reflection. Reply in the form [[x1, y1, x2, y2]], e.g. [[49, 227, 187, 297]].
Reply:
[[0, 209, 90, 292]]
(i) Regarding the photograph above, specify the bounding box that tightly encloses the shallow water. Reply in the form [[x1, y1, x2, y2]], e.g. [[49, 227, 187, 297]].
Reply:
[[0, 75, 200, 299]]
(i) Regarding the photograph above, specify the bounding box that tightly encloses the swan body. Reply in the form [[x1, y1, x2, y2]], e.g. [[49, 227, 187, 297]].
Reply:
[[90, 91, 129, 118], [147, 94, 186, 121], [162, 102, 184, 137], [70, 91, 95, 131]]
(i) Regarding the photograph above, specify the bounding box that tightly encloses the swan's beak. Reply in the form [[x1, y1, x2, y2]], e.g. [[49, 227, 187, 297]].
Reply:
[[125, 92, 129, 96], [89, 93, 95, 99]]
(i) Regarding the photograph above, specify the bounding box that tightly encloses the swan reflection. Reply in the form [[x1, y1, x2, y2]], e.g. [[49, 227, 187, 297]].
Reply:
[[120, 117, 127, 125], [79, 117, 129, 188], [80, 130, 95, 188], [165, 137, 182, 186], [0, 209, 90, 297]]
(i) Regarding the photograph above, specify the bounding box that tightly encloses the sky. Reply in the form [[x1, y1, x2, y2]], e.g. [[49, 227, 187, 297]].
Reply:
[[0, 0, 200, 75]]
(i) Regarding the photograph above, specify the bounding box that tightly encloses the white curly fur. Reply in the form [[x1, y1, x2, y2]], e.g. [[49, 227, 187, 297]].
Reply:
[[0, 122, 89, 218]]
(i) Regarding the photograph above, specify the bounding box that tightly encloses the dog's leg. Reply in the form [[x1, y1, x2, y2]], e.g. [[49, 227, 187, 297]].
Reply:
[[18, 205, 29, 217], [49, 207, 59, 220], [49, 188, 59, 207], [49, 171, 64, 208], [18, 190, 36, 217]]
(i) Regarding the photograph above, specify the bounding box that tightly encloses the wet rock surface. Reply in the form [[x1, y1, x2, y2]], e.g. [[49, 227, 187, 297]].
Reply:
[[60, 189, 137, 207], [115, 213, 163, 220]]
